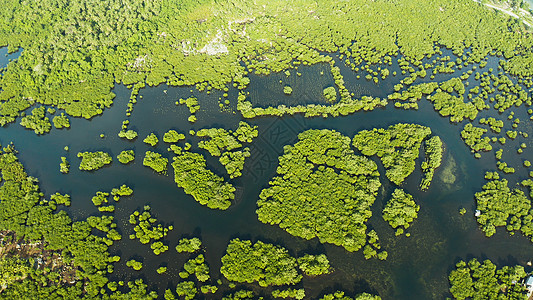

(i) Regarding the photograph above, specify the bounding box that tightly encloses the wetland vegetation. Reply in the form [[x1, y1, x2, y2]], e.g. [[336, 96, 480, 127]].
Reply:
[[3, 0, 533, 298]]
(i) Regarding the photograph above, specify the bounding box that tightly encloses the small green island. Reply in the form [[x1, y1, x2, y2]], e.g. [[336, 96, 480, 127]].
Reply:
[[77, 151, 112, 171]]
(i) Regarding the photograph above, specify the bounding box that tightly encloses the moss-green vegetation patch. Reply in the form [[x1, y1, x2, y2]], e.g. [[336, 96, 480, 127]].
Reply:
[[59, 157, 69, 174], [143, 151, 168, 174], [5, 0, 533, 297], [363, 230, 387, 260], [175, 281, 197, 300], [163, 130, 185, 143], [170, 145, 235, 210], [448, 259, 527, 299], [50, 193, 71, 207], [420, 136, 443, 190], [197, 128, 242, 156], [239, 93, 387, 118], [352, 123, 431, 185], [196, 122, 257, 178], [117, 150, 135, 164], [323, 86, 337, 103], [52, 113, 70, 129], [129, 205, 172, 255], [479, 117, 504, 133], [0, 145, 157, 298], [2, 0, 533, 134], [143, 133, 159, 147], [388, 82, 438, 110], [220, 238, 301, 287], [19, 107, 51, 135], [126, 259, 143, 271], [475, 179, 531, 238], [177, 97, 200, 123], [111, 184, 133, 198], [272, 289, 305, 299], [77, 151, 112, 171], [179, 254, 210, 282], [319, 291, 381, 300], [257, 129, 380, 252], [382, 189, 419, 236], [91, 185, 132, 215], [427, 78, 483, 122], [176, 237, 202, 253], [297, 254, 332, 277], [234, 121, 260, 143], [118, 129, 138, 140]]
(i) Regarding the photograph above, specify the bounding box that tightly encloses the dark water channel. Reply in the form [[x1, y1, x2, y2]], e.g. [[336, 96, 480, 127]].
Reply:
[[1, 47, 533, 299]]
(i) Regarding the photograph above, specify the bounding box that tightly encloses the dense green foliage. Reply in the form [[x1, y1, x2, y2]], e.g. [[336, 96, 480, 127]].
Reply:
[[420, 136, 443, 190], [175, 281, 197, 300], [180, 254, 210, 282], [20, 107, 51, 134], [77, 151, 112, 171], [363, 230, 388, 260], [129, 206, 172, 252], [233, 121, 259, 143], [196, 121, 257, 178], [352, 123, 431, 185], [176, 237, 202, 253], [151, 241, 169, 255], [0, 257, 31, 287], [143, 151, 168, 174], [221, 239, 301, 287], [272, 288, 305, 299], [170, 145, 235, 210], [479, 117, 504, 133], [163, 130, 185, 143], [475, 179, 531, 238], [117, 150, 135, 164], [448, 258, 527, 299], [0, 145, 157, 298], [196, 128, 241, 155], [92, 191, 110, 207], [427, 78, 482, 122], [382, 189, 420, 236], [59, 156, 69, 174], [319, 291, 381, 300], [143, 133, 159, 147], [126, 259, 143, 271], [221, 290, 259, 300], [52, 113, 70, 129], [90, 186, 132, 220], [112, 184, 133, 199], [258, 129, 380, 252], [118, 121, 138, 140], [50, 192, 71, 207], [461, 124, 492, 155], [323, 86, 337, 103], [297, 254, 332, 276], [118, 129, 138, 140], [177, 97, 200, 123], [1, 0, 532, 134]]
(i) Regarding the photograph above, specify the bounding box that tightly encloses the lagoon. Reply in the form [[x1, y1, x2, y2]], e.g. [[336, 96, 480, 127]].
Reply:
[[2, 45, 533, 299]]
